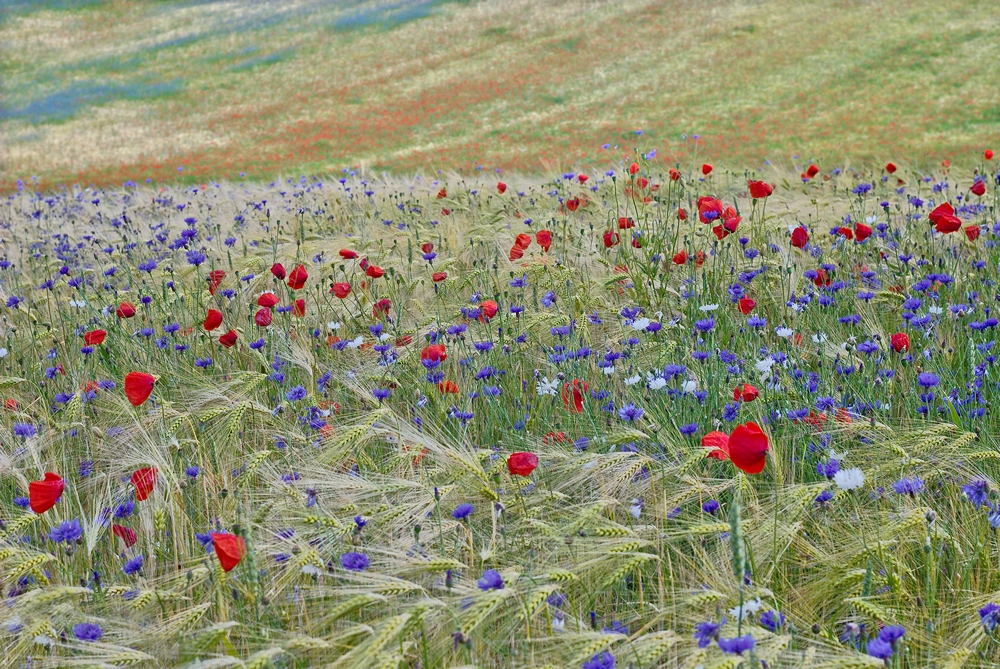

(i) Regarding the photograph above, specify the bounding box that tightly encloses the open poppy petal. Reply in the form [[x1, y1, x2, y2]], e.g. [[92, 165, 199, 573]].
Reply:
[[728, 422, 769, 474], [124, 372, 155, 407], [212, 533, 246, 572], [131, 467, 157, 501], [28, 472, 64, 514]]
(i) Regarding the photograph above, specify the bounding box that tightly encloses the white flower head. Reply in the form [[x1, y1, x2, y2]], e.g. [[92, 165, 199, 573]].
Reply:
[[812, 333, 828, 344], [755, 357, 776, 374], [775, 327, 794, 338], [536, 377, 558, 396], [829, 448, 848, 461], [628, 499, 644, 519], [631, 317, 651, 331], [646, 375, 667, 391], [834, 468, 865, 491], [682, 379, 698, 393], [0, 348, 7, 358], [728, 597, 763, 622], [346, 336, 364, 348], [928, 306, 943, 315], [602, 365, 616, 375], [699, 303, 720, 312], [327, 321, 341, 330], [301, 564, 321, 576], [624, 374, 642, 386]]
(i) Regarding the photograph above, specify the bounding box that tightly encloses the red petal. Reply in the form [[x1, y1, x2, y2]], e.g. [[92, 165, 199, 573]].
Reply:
[[701, 431, 730, 460], [124, 372, 155, 407], [28, 472, 64, 514], [112, 524, 137, 547], [131, 467, 157, 502], [728, 422, 769, 474], [212, 533, 246, 572]]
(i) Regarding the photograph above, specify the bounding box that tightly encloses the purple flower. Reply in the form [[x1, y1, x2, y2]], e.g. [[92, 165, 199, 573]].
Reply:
[[452, 503, 474, 520], [694, 618, 724, 647], [617, 403, 644, 421], [702, 500, 719, 514], [373, 388, 391, 402], [340, 552, 369, 571], [868, 637, 893, 660], [979, 602, 1000, 631], [13, 423, 37, 438], [760, 609, 785, 632], [917, 372, 939, 388], [694, 317, 715, 332], [186, 466, 200, 478], [50, 519, 83, 543], [718, 634, 755, 655], [964, 479, 991, 509], [286, 386, 307, 401], [582, 651, 615, 669], [73, 622, 103, 642], [123, 555, 144, 575], [477, 568, 504, 591], [892, 477, 924, 496]]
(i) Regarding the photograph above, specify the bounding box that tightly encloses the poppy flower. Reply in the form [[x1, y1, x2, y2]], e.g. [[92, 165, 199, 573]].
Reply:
[[722, 207, 741, 233], [702, 432, 730, 460], [929, 202, 961, 233], [631, 236, 643, 249], [432, 271, 448, 282], [733, 384, 759, 403], [480, 300, 498, 321], [702, 163, 713, 175], [618, 217, 635, 229], [885, 162, 897, 174], [254, 307, 272, 327], [287, 264, 308, 290], [628, 162, 639, 175], [131, 467, 157, 501], [507, 451, 538, 477], [116, 302, 136, 319], [366, 265, 384, 279], [971, 180, 986, 197], [124, 372, 155, 406], [838, 227, 854, 240], [603, 231, 619, 248], [270, 263, 286, 280], [212, 533, 246, 573], [890, 332, 910, 353], [678, 207, 687, 220], [729, 422, 769, 474], [855, 223, 872, 242], [331, 282, 351, 298], [420, 242, 434, 255], [669, 168, 681, 181], [438, 380, 459, 394], [986, 149, 994, 160], [738, 297, 756, 315], [806, 164, 819, 178], [813, 268, 830, 287], [790, 226, 809, 249], [697, 197, 723, 224], [219, 330, 238, 348], [748, 180, 773, 198], [421, 344, 447, 363], [372, 298, 391, 318], [566, 197, 581, 212], [339, 249, 358, 260], [5, 398, 19, 411], [203, 309, 223, 331], [207, 270, 225, 296], [497, 182, 507, 194], [257, 292, 280, 308], [292, 299, 306, 318], [712, 225, 730, 241], [112, 523, 136, 548], [672, 249, 687, 265], [436, 188, 447, 199], [84, 330, 107, 345], [561, 378, 588, 413], [578, 174, 589, 183], [694, 251, 705, 268], [536, 230, 553, 252], [28, 472, 64, 514], [966, 225, 981, 241]]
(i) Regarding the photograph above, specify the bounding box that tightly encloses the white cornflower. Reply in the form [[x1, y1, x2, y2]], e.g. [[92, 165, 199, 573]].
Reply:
[[301, 564, 321, 576], [729, 597, 763, 622], [775, 327, 794, 338], [0, 348, 7, 358], [628, 499, 644, 519], [812, 333, 828, 343], [699, 303, 720, 312], [624, 374, 642, 386], [646, 375, 667, 391], [631, 317, 651, 331], [682, 379, 698, 393], [755, 357, 776, 374], [834, 468, 865, 491], [327, 321, 341, 330], [346, 336, 364, 348], [928, 306, 943, 315], [602, 365, 616, 375], [552, 612, 566, 632], [536, 377, 558, 396]]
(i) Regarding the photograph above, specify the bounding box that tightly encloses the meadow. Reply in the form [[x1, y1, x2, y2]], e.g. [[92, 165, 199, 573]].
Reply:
[[1, 151, 1000, 669]]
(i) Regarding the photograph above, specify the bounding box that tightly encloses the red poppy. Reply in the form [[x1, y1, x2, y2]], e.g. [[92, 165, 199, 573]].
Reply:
[[438, 380, 458, 394], [838, 227, 854, 240], [722, 207, 741, 233], [942, 159, 951, 168], [672, 249, 687, 265], [208, 270, 225, 296], [332, 282, 351, 298], [536, 230, 553, 252], [929, 202, 961, 233], [697, 197, 723, 224], [124, 372, 155, 406], [966, 225, 981, 241], [497, 182, 507, 194], [287, 264, 308, 290], [28, 472, 64, 514], [421, 344, 447, 363], [578, 174, 589, 183], [116, 302, 136, 318], [480, 300, 498, 320], [628, 162, 639, 175], [701, 163, 713, 175], [372, 298, 391, 318], [5, 398, 19, 411], [366, 265, 384, 279], [631, 236, 643, 249], [678, 207, 687, 220], [561, 378, 588, 413], [712, 224, 730, 241], [806, 164, 819, 178], [84, 329, 107, 345], [669, 168, 681, 181], [203, 309, 223, 331], [738, 297, 756, 315], [728, 422, 769, 474], [885, 162, 897, 174], [855, 223, 872, 242], [339, 249, 358, 260], [566, 197, 581, 212], [257, 292, 279, 308], [112, 524, 137, 548], [890, 332, 910, 353], [131, 467, 157, 501], [813, 268, 830, 287], [254, 307, 272, 327], [270, 263, 286, 280], [219, 330, 238, 348], [618, 217, 635, 229], [733, 383, 759, 403], [432, 271, 448, 282], [437, 188, 447, 199], [507, 451, 538, 477], [212, 533, 246, 573], [986, 150, 994, 160], [694, 251, 705, 268], [748, 180, 773, 198], [292, 299, 306, 318], [603, 231, 619, 248], [702, 432, 730, 460], [971, 180, 986, 197], [790, 226, 809, 249]]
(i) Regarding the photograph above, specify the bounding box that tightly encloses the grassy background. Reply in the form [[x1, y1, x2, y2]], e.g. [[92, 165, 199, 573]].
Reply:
[[1, 0, 998, 190]]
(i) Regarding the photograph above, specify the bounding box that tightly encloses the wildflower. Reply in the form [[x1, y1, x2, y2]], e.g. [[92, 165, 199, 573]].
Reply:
[[868, 637, 893, 660], [123, 555, 144, 575], [718, 635, 756, 655], [124, 372, 156, 407], [834, 468, 865, 491], [131, 467, 157, 501], [963, 479, 991, 509], [28, 472, 64, 513], [617, 403, 644, 422], [340, 552, 370, 571], [477, 568, 504, 591], [892, 476, 924, 496], [213, 533, 246, 572], [73, 622, 103, 642], [50, 518, 83, 543], [980, 603, 1000, 631], [694, 618, 724, 647], [582, 651, 615, 669], [760, 609, 785, 632], [507, 452, 538, 477], [452, 503, 474, 520], [13, 422, 37, 438], [186, 466, 200, 478]]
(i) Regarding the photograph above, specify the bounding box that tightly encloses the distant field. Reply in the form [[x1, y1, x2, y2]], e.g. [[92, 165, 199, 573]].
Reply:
[[2, 0, 999, 189]]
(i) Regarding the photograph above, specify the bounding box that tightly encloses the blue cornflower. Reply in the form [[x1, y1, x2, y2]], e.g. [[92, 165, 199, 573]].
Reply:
[[186, 466, 200, 478], [963, 479, 991, 509], [340, 552, 370, 571], [541, 291, 557, 308], [718, 635, 755, 655], [373, 388, 391, 402], [452, 503, 474, 520], [979, 602, 1000, 631], [892, 477, 924, 496], [13, 423, 37, 438], [679, 423, 698, 436], [694, 618, 724, 648], [760, 609, 785, 632], [582, 651, 615, 669], [50, 519, 83, 543], [123, 555, 144, 575], [617, 403, 644, 421], [694, 317, 715, 332], [868, 637, 893, 660], [477, 569, 504, 591], [286, 386, 307, 401], [73, 622, 103, 642], [702, 500, 719, 514], [917, 372, 939, 388]]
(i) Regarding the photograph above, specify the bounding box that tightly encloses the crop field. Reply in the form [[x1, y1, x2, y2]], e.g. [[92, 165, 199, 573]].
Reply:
[[2, 0, 1000, 191], [1, 152, 1000, 668]]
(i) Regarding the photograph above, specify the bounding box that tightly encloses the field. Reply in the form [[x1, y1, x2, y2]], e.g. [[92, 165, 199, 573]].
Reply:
[[3, 0, 1000, 191], [1, 153, 1000, 668]]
